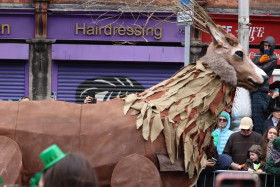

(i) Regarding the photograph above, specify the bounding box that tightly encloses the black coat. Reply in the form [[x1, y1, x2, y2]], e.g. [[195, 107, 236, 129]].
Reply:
[[252, 36, 278, 93], [263, 118, 275, 132]]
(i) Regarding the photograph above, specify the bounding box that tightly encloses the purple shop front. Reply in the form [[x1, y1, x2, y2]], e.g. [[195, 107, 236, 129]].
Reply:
[[0, 10, 33, 100], [48, 12, 186, 103]]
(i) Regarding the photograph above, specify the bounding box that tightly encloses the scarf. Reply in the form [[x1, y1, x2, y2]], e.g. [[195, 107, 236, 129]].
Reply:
[[271, 147, 280, 164]]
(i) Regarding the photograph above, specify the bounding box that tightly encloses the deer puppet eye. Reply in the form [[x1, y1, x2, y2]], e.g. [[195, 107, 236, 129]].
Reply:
[[235, 51, 243, 59]]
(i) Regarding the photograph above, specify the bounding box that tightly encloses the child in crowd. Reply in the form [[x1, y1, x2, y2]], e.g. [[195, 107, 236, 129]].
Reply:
[[263, 126, 278, 161], [242, 144, 265, 175]]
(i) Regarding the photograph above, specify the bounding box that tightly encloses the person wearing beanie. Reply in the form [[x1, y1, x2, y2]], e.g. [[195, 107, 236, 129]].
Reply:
[[265, 137, 280, 175], [242, 144, 265, 174], [265, 136, 280, 186], [212, 111, 233, 155], [223, 117, 263, 170], [251, 36, 278, 134]]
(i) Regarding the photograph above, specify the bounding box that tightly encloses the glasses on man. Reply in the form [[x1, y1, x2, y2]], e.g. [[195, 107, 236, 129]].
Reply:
[[241, 129, 250, 132], [219, 118, 227, 122]]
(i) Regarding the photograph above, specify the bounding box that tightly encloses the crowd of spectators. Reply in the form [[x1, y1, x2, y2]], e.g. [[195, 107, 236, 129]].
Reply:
[[196, 36, 280, 186]]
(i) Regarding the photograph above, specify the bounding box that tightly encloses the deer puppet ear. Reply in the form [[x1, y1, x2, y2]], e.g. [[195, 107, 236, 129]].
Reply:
[[206, 23, 229, 48]]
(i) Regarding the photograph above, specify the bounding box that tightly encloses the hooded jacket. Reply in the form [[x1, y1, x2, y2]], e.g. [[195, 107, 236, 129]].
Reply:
[[252, 36, 278, 93], [265, 137, 280, 175], [243, 144, 265, 171], [213, 111, 233, 155]]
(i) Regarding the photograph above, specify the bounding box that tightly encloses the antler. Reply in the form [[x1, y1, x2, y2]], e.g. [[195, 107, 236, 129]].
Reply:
[[176, 0, 216, 33]]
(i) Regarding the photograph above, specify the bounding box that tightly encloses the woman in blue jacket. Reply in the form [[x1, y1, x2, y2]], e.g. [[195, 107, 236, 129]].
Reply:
[[212, 111, 233, 155]]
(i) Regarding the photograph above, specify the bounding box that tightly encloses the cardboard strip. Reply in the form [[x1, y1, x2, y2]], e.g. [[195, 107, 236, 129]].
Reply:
[[121, 60, 234, 184]]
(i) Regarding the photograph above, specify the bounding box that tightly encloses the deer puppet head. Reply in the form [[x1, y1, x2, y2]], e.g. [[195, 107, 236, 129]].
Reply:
[[205, 23, 267, 91]]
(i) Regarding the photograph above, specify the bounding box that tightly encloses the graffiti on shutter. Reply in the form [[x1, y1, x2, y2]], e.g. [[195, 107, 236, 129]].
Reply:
[[75, 76, 145, 103]]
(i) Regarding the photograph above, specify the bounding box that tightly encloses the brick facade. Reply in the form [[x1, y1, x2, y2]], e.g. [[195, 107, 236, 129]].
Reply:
[[206, 0, 280, 12], [0, 0, 279, 12]]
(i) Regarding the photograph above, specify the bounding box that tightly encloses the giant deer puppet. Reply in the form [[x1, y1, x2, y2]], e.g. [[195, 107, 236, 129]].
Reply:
[[0, 1, 267, 187]]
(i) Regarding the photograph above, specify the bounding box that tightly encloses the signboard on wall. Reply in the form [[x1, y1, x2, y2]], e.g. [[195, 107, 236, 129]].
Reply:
[[47, 12, 185, 42], [202, 13, 280, 46], [0, 10, 35, 39]]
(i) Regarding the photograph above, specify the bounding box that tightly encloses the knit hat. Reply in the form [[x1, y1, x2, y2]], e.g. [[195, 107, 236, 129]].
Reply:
[[248, 144, 263, 160], [218, 154, 232, 170], [220, 111, 230, 122], [239, 117, 253, 130]]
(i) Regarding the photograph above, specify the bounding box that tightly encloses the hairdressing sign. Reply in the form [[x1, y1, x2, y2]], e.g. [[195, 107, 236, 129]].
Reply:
[[0, 12, 34, 39], [48, 13, 185, 42]]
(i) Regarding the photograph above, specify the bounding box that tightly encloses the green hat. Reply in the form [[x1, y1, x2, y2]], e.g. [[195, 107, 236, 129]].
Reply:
[[40, 144, 68, 171], [30, 172, 41, 187], [0, 177, 3, 184]]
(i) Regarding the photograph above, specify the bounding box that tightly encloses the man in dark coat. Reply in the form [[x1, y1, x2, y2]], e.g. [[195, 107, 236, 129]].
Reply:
[[223, 117, 263, 170], [251, 36, 278, 134], [263, 105, 280, 132]]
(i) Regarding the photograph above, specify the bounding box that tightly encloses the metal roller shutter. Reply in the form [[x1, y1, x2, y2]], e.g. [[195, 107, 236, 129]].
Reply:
[[56, 61, 183, 103], [0, 61, 27, 101]]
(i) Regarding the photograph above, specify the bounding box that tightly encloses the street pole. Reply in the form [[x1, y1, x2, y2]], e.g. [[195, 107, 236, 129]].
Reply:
[[231, 0, 251, 130], [176, 0, 192, 66], [238, 0, 250, 54], [184, 24, 191, 66]]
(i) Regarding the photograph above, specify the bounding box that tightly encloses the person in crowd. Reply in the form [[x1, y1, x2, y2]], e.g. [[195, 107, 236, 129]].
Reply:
[[212, 111, 233, 155], [265, 136, 280, 187], [31, 144, 98, 187], [266, 81, 280, 116], [50, 92, 56, 101], [251, 36, 278, 134], [264, 102, 280, 132], [84, 91, 97, 104], [196, 137, 219, 187], [242, 144, 265, 174], [218, 153, 232, 170], [223, 117, 263, 170], [20, 96, 30, 101], [263, 126, 278, 161], [212, 131, 218, 147], [84, 96, 94, 104]]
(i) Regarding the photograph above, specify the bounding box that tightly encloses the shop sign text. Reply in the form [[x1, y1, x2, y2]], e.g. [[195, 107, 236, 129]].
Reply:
[[1, 24, 10, 35], [75, 23, 162, 40]]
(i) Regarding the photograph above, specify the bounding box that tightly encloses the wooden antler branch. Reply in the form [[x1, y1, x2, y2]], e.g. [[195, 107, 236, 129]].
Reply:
[[83, 0, 216, 35], [176, 0, 216, 33]]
